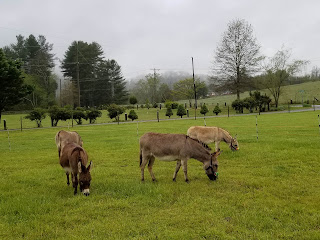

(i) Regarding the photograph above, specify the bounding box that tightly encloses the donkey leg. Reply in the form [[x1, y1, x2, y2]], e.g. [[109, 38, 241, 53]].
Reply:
[[72, 173, 78, 195], [148, 157, 156, 181], [66, 172, 70, 186], [215, 142, 220, 152], [140, 156, 148, 181], [181, 159, 189, 183], [173, 160, 181, 181]]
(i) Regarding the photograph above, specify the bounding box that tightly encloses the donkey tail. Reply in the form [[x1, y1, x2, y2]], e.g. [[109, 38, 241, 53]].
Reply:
[[139, 149, 142, 167]]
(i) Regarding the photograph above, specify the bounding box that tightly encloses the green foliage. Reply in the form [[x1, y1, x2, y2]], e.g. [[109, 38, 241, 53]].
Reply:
[[128, 110, 138, 121], [213, 105, 222, 115], [173, 78, 208, 101], [107, 104, 124, 121], [61, 42, 127, 107], [0, 49, 33, 121], [145, 99, 150, 109], [48, 106, 72, 127], [72, 107, 87, 125], [4, 34, 57, 108], [231, 99, 244, 113], [164, 100, 179, 109], [86, 109, 102, 124], [176, 104, 186, 118], [24, 108, 46, 127], [129, 96, 138, 105], [200, 104, 209, 116], [153, 102, 158, 108], [243, 96, 255, 113], [165, 107, 173, 118]]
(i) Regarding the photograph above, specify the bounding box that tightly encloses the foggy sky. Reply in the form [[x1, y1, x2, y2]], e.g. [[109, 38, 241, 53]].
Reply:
[[1, 0, 319, 80]]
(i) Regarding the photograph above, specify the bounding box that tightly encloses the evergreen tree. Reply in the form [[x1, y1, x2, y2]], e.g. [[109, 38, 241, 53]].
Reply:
[[165, 107, 173, 118], [200, 104, 209, 116], [0, 49, 33, 121], [177, 104, 186, 118]]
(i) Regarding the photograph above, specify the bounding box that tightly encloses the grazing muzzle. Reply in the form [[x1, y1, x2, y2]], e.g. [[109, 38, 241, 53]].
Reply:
[[205, 165, 218, 181]]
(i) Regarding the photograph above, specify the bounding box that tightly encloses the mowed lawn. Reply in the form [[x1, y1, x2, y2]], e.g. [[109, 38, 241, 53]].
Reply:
[[0, 111, 320, 239]]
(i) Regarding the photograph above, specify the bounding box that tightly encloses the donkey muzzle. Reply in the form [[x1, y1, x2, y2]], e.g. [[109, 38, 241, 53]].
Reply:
[[83, 188, 90, 196]]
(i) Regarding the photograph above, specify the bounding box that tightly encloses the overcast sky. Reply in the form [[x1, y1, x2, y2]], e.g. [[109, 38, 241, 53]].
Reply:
[[1, 0, 320, 80]]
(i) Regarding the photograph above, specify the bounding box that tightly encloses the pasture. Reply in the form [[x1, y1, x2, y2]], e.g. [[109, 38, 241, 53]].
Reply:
[[0, 110, 320, 239]]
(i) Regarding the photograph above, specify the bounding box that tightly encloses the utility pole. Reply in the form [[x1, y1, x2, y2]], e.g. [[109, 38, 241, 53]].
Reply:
[[59, 78, 62, 107], [76, 41, 80, 107], [150, 68, 160, 104], [191, 57, 197, 120]]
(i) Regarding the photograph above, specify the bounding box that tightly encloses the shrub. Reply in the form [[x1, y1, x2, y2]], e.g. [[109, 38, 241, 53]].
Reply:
[[200, 104, 209, 116], [177, 104, 186, 118], [153, 102, 158, 108], [72, 107, 87, 125], [25, 108, 46, 127], [86, 109, 102, 124], [107, 104, 124, 121], [165, 107, 173, 118], [128, 110, 138, 121], [231, 99, 244, 113], [48, 106, 72, 127], [213, 105, 222, 115], [165, 100, 179, 109]]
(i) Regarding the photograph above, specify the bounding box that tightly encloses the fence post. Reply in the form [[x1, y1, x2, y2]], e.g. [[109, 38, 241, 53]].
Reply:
[[157, 110, 159, 122], [20, 116, 23, 131], [187, 109, 189, 117], [125, 113, 128, 121], [3, 119, 7, 130]]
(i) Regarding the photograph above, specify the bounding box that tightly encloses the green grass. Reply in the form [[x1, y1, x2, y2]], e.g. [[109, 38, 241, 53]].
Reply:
[[1, 110, 320, 239]]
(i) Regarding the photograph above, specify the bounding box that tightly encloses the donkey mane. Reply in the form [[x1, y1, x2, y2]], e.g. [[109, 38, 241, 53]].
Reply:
[[186, 135, 212, 151]]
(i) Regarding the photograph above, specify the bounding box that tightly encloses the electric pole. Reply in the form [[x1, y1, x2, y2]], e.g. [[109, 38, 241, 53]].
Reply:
[[76, 41, 80, 107], [191, 57, 197, 120], [150, 68, 160, 104]]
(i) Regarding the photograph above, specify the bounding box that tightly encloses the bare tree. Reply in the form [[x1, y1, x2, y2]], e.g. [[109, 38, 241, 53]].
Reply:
[[262, 48, 308, 108], [213, 19, 263, 99]]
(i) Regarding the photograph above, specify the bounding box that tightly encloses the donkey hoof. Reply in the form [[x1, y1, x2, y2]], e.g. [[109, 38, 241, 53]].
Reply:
[[185, 179, 189, 183], [173, 178, 176, 182]]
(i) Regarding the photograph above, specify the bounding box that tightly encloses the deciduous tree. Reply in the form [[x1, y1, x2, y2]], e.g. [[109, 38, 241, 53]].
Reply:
[[213, 19, 263, 99]]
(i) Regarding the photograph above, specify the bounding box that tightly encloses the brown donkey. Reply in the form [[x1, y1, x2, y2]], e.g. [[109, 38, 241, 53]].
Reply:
[[139, 132, 221, 182], [187, 126, 239, 152], [59, 142, 92, 196], [55, 130, 83, 157]]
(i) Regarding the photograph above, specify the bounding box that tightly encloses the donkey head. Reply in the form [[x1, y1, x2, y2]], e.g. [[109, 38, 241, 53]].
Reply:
[[78, 161, 92, 196], [204, 151, 221, 180], [230, 135, 239, 151]]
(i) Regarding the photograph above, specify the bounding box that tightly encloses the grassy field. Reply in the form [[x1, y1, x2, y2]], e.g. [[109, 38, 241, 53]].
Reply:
[[1, 110, 320, 239], [2, 80, 319, 130]]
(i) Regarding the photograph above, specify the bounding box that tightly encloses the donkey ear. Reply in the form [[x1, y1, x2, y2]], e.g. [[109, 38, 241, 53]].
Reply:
[[78, 162, 82, 173], [234, 134, 237, 139], [87, 161, 93, 172]]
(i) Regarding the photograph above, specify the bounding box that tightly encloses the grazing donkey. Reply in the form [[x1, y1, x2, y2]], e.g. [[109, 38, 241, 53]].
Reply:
[[59, 142, 92, 196], [55, 130, 83, 157], [187, 126, 239, 152], [139, 132, 221, 182]]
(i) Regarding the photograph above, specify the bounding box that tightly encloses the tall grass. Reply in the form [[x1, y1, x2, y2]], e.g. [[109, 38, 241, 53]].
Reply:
[[1, 110, 320, 239]]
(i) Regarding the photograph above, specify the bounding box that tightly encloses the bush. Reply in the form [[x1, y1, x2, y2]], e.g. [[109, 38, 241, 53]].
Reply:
[[48, 106, 72, 127], [107, 104, 124, 121], [165, 107, 173, 118], [165, 100, 179, 109], [86, 109, 102, 124], [128, 110, 138, 121], [213, 105, 222, 115], [72, 107, 87, 125], [200, 104, 209, 116], [231, 99, 244, 113], [25, 108, 46, 127], [177, 104, 186, 118], [153, 102, 158, 108]]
